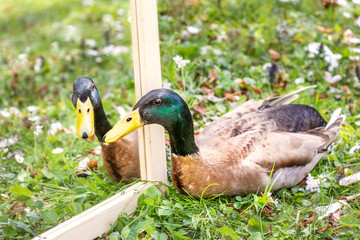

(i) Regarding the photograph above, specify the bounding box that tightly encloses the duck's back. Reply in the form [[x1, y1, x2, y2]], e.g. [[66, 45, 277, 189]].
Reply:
[[191, 99, 344, 195]]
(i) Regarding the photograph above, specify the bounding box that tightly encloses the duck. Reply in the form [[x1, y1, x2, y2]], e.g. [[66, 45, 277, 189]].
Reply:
[[71, 77, 140, 182], [103, 86, 345, 197]]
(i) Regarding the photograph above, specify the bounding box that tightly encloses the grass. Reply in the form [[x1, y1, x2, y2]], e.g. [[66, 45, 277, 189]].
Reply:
[[0, 0, 360, 239]]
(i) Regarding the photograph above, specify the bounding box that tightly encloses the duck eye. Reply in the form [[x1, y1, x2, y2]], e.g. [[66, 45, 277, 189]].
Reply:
[[126, 117, 132, 122], [154, 99, 162, 105], [79, 109, 82, 113], [90, 84, 95, 91], [87, 108, 90, 113]]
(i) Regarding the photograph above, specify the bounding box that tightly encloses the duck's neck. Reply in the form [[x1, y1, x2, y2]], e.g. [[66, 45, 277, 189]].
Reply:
[[166, 111, 199, 156], [94, 104, 112, 142]]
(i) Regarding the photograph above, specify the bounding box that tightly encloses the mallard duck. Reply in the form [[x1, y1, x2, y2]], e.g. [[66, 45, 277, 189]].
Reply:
[[71, 77, 140, 182], [103, 86, 345, 197]]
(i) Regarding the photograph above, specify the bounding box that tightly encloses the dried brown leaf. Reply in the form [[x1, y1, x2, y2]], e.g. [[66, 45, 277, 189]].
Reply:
[[200, 83, 214, 94], [337, 193, 360, 202], [250, 85, 262, 95], [223, 92, 239, 102], [317, 26, 332, 34], [87, 160, 98, 171], [193, 99, 207, 117], [304, 214, 316, 227], [22, 117, 32, 129], [341, 85, 351, 95], [269, 48, 281, 60], [316, 228, 328, 233], [85, 148, 101, 156], [322, 0, 339, 8], [11, 73, 18, 89], [319, 93, 329, 99], [208, 69, 218, 83]]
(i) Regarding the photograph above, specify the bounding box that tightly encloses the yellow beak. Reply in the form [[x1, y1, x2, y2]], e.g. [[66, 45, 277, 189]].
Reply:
[[76, 97, 95, 139], [103, 108, 143, 143]]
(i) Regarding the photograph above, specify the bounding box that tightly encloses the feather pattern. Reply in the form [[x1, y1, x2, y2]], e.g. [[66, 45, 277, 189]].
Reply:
[[101, 132, 140, 182], [172, 88, 344, 197]]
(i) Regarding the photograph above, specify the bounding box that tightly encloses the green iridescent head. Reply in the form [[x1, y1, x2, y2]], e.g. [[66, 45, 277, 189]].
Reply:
[[104, 89, 198, 156]]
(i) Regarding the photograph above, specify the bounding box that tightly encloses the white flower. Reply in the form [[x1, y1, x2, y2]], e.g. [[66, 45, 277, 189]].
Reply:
[[186, 26, 200, 35], [305, 173, 326, 193], [1, 193, 8, 200], [51, 41, 59, 52], [52, 148, 64, 154], [324, 71, 342, 84], [102, 14, 113, 23], [114, 21, 123, 31], [0, 140, 7, 148], [306, 173, 320, 192], [3, 148, 8, 153], [7, 135, 19, 146], [112, 46, 129, 55], [27, 106, 39, 113], [28, 116, 40, 122], [353, 0, 360, 4], [266, 192, 281, 207], [200, 45, 213, 55], [217, 29, 228, 42], [102, 45, 129, 56], [85, 39, 96, 48], [117, 8, 125, 16], [163, 82, 172, 89], [18, 53, 28, 63], [78, 157, 90, 170], [34, 58, 43, 72], [115, 33, 123, 40], [0, 110, 10, 118], [306, 42, 342, 71], [350, 55, 360, 60], [349, 143, 360, 155], [86, 49, 99, 56], [93, 146, 102, 155], [306, 42, 324, 55], [337, 0, 348, 6], [9, 107, 21, 117], [65, 25, 77, 41], [262, 62, 272, 70], [34, 125, 43, 136], [344, 29, 354, 41], [356, 17, 360, 28], [15, 154, 24, 164], [212, 48, 224, 56], [349, 38, 360, 44], [173, 55, 190, 69], [52, 22, 61, 29], [343, 12, 352, 18], [295, 78, 305, 84], [327, 53, 342, 69], [50, 122, 63, 135], [267, 192, 275, 203], [181, 30, 190, 39], [352, 48, 360, 53], [95, 57, 102, 63], [82, 0, 94, 6]]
